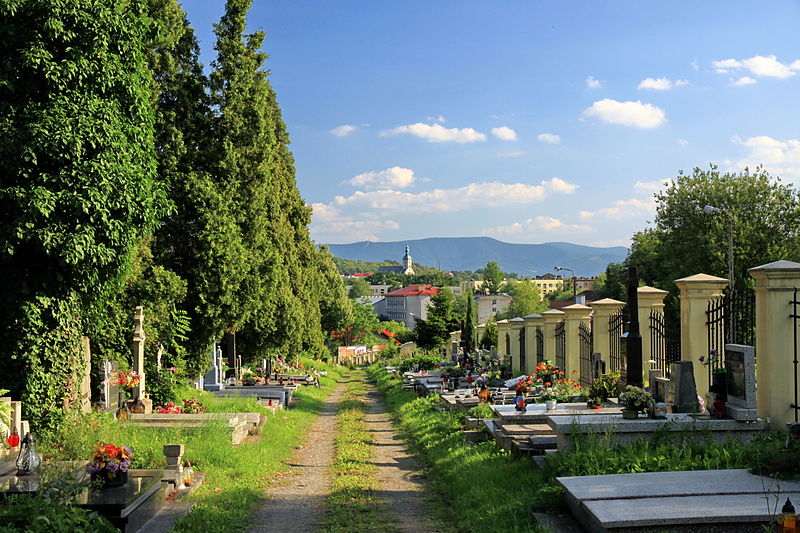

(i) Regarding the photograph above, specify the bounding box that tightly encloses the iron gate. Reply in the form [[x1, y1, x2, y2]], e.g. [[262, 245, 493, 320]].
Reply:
[[706, 288, 756, 384], [579, 321, 593, 386], [536, 327, 544, 363], [555, 321, 566, 371], [519, 326, 526, 374], [791, 288, 799, 422], [649, 309, 681, 378], [608, 309, 627, 372]]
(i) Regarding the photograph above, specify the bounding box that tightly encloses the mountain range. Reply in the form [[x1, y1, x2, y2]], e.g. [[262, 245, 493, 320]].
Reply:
[[324, 237, 628, 277]]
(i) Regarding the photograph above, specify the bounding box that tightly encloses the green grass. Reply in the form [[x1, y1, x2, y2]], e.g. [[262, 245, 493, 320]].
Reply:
[[322, 371, 395, 532], [367, 365, 548, 533], [39, 358, 344, 533]]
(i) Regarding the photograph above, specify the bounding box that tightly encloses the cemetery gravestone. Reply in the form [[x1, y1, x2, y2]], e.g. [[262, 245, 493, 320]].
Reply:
[[203, 343, 225, 392], [724, 344, 757, 421], [592, 353, 606, 381], [669, 361, 699, 413], [101, 360, 121, 412], [132, 306, 146, 401]]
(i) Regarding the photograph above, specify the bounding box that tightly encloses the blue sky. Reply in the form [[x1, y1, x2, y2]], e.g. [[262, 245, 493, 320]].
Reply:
[[182, 1, 800, 248]]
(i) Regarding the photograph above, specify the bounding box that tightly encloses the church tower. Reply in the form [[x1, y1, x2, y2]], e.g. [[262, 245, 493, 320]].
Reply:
[[402, 245, 414, 275]]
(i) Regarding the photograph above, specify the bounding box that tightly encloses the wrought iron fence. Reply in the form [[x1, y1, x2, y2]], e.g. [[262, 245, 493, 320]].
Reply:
[[649, 309, 681, 378], [706, 287, 756, 385], [791, 288, 799, 422], [536, 327, 544, 364], [579, 321, 593, 387], [555, 321, 566, 371], [608, 309, 627, 372], [518, 326, 526, 374]]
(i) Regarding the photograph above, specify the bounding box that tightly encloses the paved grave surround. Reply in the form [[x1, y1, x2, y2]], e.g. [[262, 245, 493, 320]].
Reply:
[[557, 469, 800, 533], [128, 413, 262, 445], [491, 403, 622, 423], [547, 413, 765, 451]]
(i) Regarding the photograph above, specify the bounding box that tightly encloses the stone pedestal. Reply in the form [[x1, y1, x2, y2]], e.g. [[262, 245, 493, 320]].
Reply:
[[674, 274, 729, 396]]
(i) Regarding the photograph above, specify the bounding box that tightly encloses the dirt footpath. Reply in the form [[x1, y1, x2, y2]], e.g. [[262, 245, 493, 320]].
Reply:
[[248, 382, 346, 533]]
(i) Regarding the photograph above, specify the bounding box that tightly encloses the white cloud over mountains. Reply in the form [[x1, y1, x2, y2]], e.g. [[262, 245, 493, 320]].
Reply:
[[331, 124, 357, 137], [582, 99, 666, 128], [491, 126, 518, 141], [579, 197, 656, 220], [586, 76, 603, 88], [345, 166, 417, 190], [712, 54, 800, 80], [380, 122, 486, 143], [483, 216, 593, 237], [637, 77, 688, 90], [331, 178, 578, 213]]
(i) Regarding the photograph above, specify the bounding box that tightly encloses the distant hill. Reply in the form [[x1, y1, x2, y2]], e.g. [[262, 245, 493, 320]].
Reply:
[[325, 237, 627, 277]]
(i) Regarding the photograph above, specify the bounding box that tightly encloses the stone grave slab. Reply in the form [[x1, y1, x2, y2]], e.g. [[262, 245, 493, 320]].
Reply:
[[725, 343, 758, 421], [491, 403, 622, 423], [547, 413, 765, 451], [557, 469, 800, 533]]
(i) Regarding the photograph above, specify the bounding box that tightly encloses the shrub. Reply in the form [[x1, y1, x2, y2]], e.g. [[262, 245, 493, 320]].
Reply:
[[0, 493, 117, 532]]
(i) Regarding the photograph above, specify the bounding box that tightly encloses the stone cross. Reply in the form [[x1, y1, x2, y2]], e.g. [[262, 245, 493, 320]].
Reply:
[[132, 306, 146, 400], [203, 343, 224, 391]]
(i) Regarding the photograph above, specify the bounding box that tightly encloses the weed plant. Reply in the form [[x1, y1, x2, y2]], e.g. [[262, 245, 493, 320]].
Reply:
[[322, 371, 395, 532]]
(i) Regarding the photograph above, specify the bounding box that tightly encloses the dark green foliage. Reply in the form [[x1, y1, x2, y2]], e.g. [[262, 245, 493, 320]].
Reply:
[[349, 278, 372, 298], [414, 287, 460, 349], [0, 494, 117, 533], [462, 293, 477, 354], [0, 0, 161, 432], [396, 352, 441, 373], [480, 317, 498, 349], [497, 280, 547, 319], [479, 260, 505, 294]]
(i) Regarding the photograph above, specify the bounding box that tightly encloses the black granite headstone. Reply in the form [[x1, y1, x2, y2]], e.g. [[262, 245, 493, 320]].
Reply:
[[669, 360, 699, 413]]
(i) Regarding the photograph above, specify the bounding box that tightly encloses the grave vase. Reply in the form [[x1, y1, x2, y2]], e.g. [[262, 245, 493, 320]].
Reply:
[[621, 408, 640, 419], [545, 399, 557, 411]]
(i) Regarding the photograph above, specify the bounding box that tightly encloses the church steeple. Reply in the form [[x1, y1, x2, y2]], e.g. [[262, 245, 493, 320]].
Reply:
[[402, 245, 413, 273]]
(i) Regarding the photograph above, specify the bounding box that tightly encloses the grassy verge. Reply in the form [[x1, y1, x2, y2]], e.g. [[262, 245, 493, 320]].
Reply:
[[366, 365, 547, 533], [322, 371, 395, 532], [39, 358, 344, 533], [368, 363, 796, 531]]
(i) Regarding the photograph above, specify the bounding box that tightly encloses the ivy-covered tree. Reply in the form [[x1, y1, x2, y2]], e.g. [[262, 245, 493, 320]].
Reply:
[[0, 0, 163, 429]]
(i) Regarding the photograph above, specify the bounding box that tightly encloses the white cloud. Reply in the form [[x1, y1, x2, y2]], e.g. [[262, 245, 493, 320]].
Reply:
[[677, 138, 689, 147], [498, 151, 525, 158], [310, 203, 400, 242], [582, 99, 666, 128], [380, 122, 486, 143], [579, 197, 657, 220], [731, 76, 757, 86], [732, 135, 800, 182], [537, 133, 561, 145], [586, 76, 602, 88], [712, 54, 799, 79], [491, 126, 518, 141], [483, 216, 593, 237], [637, 77, 688, 90], [328, 178, 578, 213], [344, 166, 417, 190], [691, 59, 700, 71], [330, 124, 357, 137], [633, 179, 673, 193], [427, 114, 447, 123]]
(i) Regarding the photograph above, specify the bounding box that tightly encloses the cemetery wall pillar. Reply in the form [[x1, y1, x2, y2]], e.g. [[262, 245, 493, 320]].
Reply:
[[563, 304, 592, 379], [541, 309, 566, 365], [674, 273, 729, 396], [476, 324, 486, 346], [749, 260, 800, 428], [638, 286, 668, 381], [508, 320, 524, 374], [496, 319, 510, 358], [589, 298, 625, 368], [523, 314, 543, 375]]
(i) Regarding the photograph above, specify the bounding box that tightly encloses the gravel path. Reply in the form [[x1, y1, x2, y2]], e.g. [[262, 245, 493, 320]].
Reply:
[[365, 385, 444, 533], [248, 381, 347, 533]]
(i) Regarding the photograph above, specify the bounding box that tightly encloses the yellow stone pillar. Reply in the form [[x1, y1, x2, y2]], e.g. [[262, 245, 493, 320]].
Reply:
[[541, 309, 566, 365], [496, 319, 510, 358], [563, 304, 592, 381], [476, 324, 486, 347], [508, 318, 525, 374], [674, 273, 729, 396], [523, 314, 543, 374], [638, 286, 668, 380], [749, 260, 800, 428], [589, 298, 625, 371]]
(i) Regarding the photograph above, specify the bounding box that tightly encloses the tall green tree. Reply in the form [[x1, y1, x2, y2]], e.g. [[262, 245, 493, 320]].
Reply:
[[480, 261, 505, 294], [497, 280, 548, 319], [462, 293, 477, 355], [349, 278, 372, 298], [414, 288, 460, 349], [0, 0, 163, 429], [627, 166, 800, 294]]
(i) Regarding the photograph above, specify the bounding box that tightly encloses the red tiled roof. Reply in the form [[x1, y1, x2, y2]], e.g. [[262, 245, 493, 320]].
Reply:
[[385, 284, 440, 297]]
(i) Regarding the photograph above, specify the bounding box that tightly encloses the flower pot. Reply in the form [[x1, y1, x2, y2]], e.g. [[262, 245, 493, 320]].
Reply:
[[91, 469, 128, 488], [545, 400, 557, 411], [622, 408, 640, 419]]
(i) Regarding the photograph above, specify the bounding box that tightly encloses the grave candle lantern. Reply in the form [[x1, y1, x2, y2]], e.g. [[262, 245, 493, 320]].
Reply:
[[6, 430, 20, 449], [16, 433, 41, 476]]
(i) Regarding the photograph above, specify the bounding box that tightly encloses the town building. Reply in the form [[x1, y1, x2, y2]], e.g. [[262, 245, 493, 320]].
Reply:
[[373, 284, 438, 329], [376, 245, 415, 275], [474, 294, 512, 323]]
